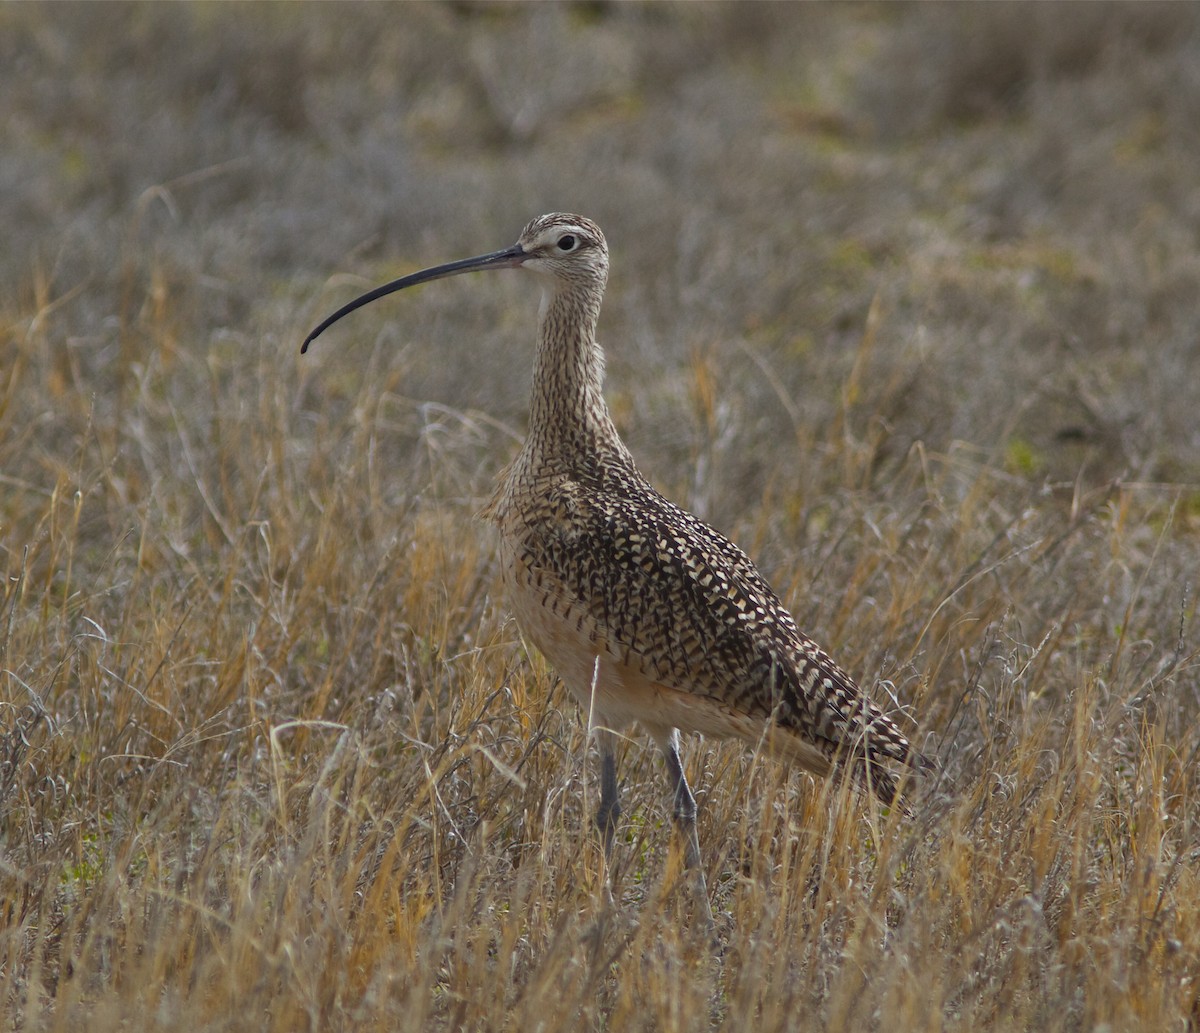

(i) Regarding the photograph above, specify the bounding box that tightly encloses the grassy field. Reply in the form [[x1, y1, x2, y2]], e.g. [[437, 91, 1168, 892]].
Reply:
[[2, 3, 1199, 1030]]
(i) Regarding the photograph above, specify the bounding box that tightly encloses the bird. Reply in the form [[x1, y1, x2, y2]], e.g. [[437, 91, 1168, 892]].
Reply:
[[302, 213, 929, 919]]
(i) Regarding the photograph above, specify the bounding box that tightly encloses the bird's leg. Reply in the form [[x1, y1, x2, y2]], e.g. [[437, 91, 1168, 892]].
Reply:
[[661, 731, 714, 928], [578, 727, 624, 954], [594, 727, 621, 860], [662, 731, 703, 870]]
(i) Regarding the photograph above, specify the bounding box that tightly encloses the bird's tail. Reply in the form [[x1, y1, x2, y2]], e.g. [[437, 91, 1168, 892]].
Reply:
[[853, 737, 934, 812]]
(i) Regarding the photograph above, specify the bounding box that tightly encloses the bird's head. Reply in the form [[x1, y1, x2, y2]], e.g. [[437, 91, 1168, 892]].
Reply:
[[513, 213, 608, 292], [301, 212, 608, 353]]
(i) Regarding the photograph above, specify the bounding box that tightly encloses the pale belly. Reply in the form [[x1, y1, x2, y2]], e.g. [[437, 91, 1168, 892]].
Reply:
[[498, 536, 652, 731], [494, 535, 817, 762]]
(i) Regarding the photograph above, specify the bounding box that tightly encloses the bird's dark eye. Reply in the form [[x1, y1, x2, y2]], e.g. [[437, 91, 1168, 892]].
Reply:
[[556, 234, 577, 252]]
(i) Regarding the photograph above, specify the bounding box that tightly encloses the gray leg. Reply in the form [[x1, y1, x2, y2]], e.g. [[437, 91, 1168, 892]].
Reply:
[[660, 731, 714, 927], [594, 728, 621, 858], [662, 732, 702, 869]]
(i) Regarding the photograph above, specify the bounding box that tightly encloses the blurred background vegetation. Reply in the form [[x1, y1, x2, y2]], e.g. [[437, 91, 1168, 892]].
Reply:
[[7, 2, 1199, 501], [2, 3, 1198, 1030]]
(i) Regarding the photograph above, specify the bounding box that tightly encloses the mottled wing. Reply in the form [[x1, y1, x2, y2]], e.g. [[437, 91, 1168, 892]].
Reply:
[[521, 475, 924, 785]]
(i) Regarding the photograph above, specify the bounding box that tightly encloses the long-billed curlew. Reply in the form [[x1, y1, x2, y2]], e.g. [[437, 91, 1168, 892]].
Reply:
[[303, 214, 929, 917]]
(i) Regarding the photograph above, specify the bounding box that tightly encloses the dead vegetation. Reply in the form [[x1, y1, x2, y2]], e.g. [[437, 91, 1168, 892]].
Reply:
[[1, 3, 1198, 1030]]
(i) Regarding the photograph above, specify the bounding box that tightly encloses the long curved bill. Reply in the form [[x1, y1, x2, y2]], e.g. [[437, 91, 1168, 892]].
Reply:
[[301, 242, 527, 353]]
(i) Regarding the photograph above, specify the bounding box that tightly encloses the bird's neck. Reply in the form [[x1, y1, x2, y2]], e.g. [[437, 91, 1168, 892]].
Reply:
[[524, 287, 633, 477]]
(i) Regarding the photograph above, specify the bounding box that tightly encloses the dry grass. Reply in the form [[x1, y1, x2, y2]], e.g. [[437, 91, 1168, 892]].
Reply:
[[2, 3, 1199, 1030]]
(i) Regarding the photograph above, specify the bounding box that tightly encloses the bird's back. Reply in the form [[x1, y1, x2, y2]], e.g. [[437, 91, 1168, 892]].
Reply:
[[488, 450, 922, 803]]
